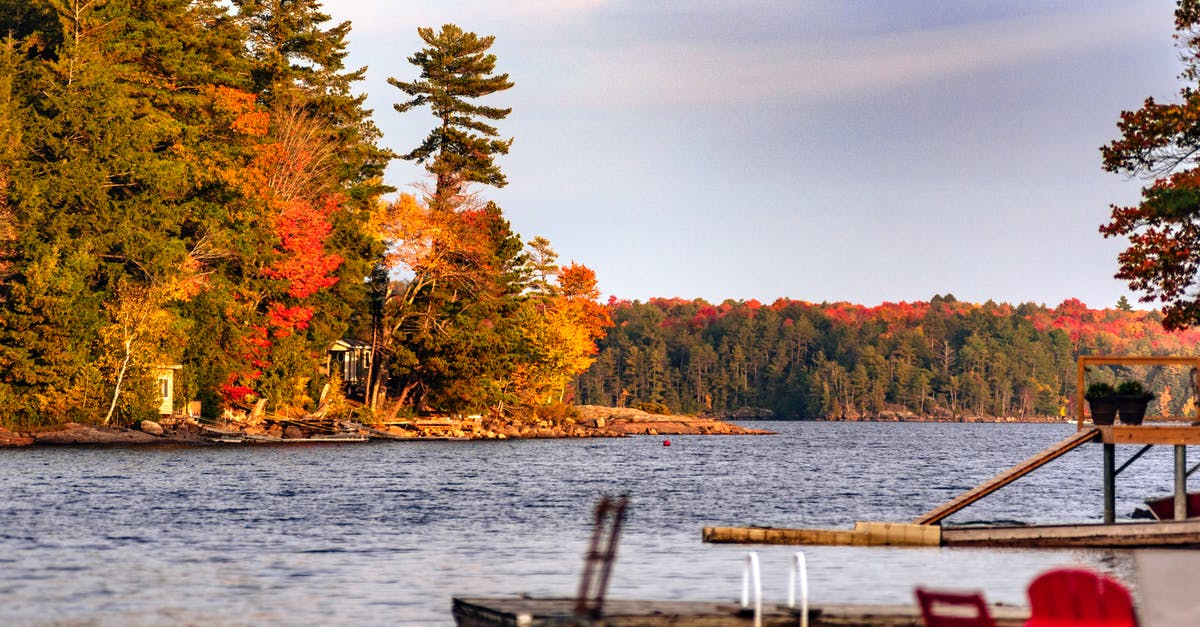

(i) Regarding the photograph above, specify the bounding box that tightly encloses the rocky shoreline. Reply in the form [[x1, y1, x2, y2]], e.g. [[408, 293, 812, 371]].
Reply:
[[1, 407, 1081, 448], [0, 406, 772, 447]]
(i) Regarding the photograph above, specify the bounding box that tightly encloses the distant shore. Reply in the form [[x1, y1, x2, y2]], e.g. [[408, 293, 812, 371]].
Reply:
[[709, 406, 1073, 424]]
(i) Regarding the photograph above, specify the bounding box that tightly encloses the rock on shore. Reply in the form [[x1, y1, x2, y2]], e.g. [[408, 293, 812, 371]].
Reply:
[[16, 422, 209, 445], [0, 426, 34, 446]]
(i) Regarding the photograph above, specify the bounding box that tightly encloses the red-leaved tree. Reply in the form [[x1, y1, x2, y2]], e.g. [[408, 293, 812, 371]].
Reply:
[[1101, 2, 1200, 329]]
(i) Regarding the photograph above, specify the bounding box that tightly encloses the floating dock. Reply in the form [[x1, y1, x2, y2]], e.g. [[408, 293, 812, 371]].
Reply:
[[704, 519, 1200, 548], [452, 597, 1030, 626], [705, 356, 1200, 549]]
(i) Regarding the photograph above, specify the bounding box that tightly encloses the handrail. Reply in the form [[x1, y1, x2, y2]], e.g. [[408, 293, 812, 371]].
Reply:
[[1076, 355, 1200, 429], [741, 552, 762, 627], [788, 551, 809, 627]]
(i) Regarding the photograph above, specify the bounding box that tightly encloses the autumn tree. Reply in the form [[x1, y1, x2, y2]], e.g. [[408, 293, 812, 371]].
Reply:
[[100, 284, 177, 426], [390, 24, 514, 210], [178, 0, 391, 413], [375, 25, 531, 415], [196, 88, 360, 411], [0, 0, 252, 425], [1100, 1, 1200, 329], [512, 258, 613, 407], [371, 193, 528, 413]]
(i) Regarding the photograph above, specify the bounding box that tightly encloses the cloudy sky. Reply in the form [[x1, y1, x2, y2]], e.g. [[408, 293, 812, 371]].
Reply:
[[324, 0, 1183, 308]]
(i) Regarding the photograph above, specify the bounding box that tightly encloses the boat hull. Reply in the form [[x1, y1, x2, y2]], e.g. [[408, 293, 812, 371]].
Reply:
[[1146, 493, 1200, 520]]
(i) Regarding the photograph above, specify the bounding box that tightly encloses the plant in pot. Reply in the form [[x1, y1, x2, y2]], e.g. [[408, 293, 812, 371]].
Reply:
[[1085, 382, 1118, 425], [1115, 380, 1154, 426]]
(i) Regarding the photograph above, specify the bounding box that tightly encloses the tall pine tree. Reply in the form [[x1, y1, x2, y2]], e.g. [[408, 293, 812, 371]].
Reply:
[[390, 24, 513, 211]]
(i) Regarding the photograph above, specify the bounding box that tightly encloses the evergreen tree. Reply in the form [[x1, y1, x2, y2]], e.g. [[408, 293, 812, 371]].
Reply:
[[0, 0, 253, 424], [389, 24, 513, 210]]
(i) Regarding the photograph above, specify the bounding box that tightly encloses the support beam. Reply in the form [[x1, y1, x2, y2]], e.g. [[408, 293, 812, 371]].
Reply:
[[1176, 446, 1188, 521], [1104, 443, 1115, 525], [913, 428, 1100, 525], [1115, 444, 1154, 476]]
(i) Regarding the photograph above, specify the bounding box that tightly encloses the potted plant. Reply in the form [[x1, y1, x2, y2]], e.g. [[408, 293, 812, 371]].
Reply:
[[1085, 382, 1118, 425], [1115, 380, 1154, 426]]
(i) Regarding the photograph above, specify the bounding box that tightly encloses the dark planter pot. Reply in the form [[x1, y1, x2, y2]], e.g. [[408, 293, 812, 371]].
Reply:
[[1116, 394, 1154, 426], [1086, 396, 1118, 425]]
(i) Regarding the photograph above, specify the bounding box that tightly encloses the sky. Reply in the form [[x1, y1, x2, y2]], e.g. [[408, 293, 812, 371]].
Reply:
[[322, 0, 1184, 309]]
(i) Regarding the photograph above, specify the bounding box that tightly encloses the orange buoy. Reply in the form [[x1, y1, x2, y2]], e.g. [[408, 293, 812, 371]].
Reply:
[[663, 439, 671, 446]]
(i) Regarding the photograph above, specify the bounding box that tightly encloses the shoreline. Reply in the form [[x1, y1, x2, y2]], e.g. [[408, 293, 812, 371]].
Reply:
[[0, 408, 1080, 448], [0, 407, 774, 448]]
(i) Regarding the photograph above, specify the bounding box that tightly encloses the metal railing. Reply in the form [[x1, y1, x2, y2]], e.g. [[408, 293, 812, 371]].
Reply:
[[739, 551, 809, 627]]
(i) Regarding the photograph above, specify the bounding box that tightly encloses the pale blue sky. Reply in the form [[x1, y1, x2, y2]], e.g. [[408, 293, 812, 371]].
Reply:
[[325, 0, 1182, 308]]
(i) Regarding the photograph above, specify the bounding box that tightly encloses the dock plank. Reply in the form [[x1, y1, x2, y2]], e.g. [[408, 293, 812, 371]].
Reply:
[[943, 519, 1200, 548], [703, 522, 939, 546]]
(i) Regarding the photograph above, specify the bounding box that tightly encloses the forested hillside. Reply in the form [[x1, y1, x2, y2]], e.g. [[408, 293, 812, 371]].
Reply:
[[0, 5, 608, 429], [575, 296, 1200, 420]]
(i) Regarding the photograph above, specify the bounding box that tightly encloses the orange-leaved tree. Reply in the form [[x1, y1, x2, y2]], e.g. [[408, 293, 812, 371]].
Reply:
[[511, 251, 613, 407], [205, 88, 349, 410]]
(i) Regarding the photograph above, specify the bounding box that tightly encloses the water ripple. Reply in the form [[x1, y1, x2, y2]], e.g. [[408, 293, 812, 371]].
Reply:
[[0, 423, 1170, 624]]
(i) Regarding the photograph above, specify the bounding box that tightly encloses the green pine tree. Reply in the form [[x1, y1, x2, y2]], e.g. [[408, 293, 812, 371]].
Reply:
[[390, 24, 514, 211]]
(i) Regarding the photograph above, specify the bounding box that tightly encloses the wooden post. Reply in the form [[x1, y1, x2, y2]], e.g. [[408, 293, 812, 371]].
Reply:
[[1176, 445, 1188, 521], [1076, 359, 1086, 431], [1104, 443, 1116, 525]]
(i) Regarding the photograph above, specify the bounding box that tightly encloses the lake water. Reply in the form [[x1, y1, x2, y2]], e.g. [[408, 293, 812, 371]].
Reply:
[[2, 421, 1197, 625]]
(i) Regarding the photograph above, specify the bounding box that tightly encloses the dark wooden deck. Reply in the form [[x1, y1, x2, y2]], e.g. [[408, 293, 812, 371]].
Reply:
[[453, 597, 1029, 626]]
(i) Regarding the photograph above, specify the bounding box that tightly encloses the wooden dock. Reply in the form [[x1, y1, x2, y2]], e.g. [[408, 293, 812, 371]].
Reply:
[[707, 356, 1200, 548], [704, 519, 1200, 548], [452, 597, 1029, 626]]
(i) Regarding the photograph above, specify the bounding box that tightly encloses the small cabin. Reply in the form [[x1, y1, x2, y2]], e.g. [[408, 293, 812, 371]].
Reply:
[[327, 339, 373, 398], [154, 365, 183, 415]]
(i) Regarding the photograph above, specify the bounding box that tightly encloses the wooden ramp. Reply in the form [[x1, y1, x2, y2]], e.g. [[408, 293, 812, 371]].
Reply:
[[913, 427, 1100, 525]]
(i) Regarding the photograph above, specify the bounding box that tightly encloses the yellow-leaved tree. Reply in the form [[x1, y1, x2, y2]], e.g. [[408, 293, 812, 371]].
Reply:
[[512, 259, 612, 407], [99, 245, 214, 426]]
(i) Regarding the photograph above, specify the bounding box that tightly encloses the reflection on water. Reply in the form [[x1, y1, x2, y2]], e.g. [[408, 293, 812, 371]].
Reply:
[[0, 422, 1193, 624]]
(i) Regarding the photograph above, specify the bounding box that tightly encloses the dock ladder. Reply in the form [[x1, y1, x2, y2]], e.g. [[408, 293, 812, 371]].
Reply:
[[575, 495, 628, 619], [740, 551, 809, 627]]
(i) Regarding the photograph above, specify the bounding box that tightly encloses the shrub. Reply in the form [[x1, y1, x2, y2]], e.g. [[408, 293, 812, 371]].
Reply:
[[633, 400, 670, 415], [1116, 380, 1148, 396], [1085, 382, 1114, 399], [535, 402, 581, 424]]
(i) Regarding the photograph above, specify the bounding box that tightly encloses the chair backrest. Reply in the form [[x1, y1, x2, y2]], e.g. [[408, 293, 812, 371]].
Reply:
[[915, 587, 998, 627], [1025, 568, 1137, 626]]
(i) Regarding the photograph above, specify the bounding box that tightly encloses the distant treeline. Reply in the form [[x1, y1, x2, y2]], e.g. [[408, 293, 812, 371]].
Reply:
[[574, 296, 1200, 419]]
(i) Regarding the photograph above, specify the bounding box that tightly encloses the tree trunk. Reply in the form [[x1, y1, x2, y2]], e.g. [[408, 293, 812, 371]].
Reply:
[[103, 338, 134, 426]]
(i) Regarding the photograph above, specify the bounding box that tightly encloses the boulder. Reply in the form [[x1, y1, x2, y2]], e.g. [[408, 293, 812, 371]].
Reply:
[[35, 425, 161, 445], [0, 426, 33, 447], [283, 425, 304, 439], [139, 420, 164, 436]]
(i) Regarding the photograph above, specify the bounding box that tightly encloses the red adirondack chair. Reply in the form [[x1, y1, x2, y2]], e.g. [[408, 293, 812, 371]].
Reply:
[[1025, 568, 1138, 627], [915, 587, 998, 627]]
